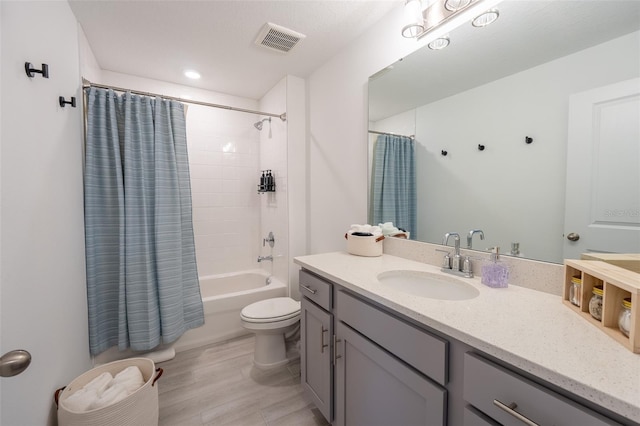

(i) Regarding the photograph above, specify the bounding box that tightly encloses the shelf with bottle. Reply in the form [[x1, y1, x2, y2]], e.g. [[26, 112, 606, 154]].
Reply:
[[258, 170, 276, 193], [563, 258, 639, 353]]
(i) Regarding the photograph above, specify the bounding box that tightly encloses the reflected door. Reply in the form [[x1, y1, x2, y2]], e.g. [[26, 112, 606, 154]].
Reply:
[[563, 78, 640, 260]]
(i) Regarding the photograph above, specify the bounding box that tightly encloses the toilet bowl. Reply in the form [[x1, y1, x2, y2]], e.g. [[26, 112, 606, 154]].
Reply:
[[240, 297, 301, 369]]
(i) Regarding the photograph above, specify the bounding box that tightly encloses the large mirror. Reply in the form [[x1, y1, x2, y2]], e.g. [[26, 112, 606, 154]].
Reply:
[[368, 0, 640, 264]]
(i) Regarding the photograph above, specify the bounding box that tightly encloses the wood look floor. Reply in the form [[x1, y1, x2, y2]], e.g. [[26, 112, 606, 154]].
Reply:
[[157, 335, 329, 426]]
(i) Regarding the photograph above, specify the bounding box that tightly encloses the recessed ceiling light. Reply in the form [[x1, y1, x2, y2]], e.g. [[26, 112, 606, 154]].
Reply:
[[472, 9, 499, 27], [444, 0, 471, 12], [428, 37, 450, 50], [184, 70, 201, 80]]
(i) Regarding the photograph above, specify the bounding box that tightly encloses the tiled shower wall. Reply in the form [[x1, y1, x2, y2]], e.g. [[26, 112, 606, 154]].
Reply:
[[187, 105, 262, 277]]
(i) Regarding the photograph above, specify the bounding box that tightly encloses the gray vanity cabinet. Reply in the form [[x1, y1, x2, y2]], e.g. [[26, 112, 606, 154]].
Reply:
[[300, 296, 333, 422], [334, 289, 448, 426], [299, 268, 628, 426], [300, 270, 334, 423], [334, 321, 446, 426]]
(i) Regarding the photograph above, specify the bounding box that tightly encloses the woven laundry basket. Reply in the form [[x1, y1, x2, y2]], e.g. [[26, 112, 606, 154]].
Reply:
[[55, 357, 163, 426]]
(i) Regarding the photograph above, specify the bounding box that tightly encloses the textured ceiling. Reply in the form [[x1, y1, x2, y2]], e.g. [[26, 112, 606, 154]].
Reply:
[[69, 0, 402, 100]]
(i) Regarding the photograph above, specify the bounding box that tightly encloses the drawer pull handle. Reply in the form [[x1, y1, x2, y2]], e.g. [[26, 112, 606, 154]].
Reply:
[[320, 326, 329, 353], [493, 399, 539, 426], [300, 284, 317, 295], [333, 335, 342, 364]]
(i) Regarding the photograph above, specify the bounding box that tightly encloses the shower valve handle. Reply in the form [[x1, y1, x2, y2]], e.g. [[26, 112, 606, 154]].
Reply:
[[263, 231, 275, 248]]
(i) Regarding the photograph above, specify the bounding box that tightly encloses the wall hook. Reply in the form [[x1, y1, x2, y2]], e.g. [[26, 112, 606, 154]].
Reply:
[[441, 150, 448, 156], [525, 136, 533, 144], [478, 144, 485, 151], [59, 96, 76, 108], [25, 62, 49, 78]]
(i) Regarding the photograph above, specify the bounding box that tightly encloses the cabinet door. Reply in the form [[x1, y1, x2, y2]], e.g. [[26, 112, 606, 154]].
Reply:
[[301, 297, 333, 422], [334, 322, 446, 426]]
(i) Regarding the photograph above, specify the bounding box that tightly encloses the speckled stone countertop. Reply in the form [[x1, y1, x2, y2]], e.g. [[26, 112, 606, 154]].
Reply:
[[294, 251, 640, 423]]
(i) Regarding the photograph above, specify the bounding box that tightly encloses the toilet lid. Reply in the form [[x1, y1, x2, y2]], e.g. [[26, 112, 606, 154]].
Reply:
[[241, 297, 301, 323]]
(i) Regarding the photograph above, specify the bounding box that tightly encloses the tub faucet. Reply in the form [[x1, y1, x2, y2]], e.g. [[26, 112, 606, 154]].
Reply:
[[467, 229, 485, 249], [257, 255, 273, 263]]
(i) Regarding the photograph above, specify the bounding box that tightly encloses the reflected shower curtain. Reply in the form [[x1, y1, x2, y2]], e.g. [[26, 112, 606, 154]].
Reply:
[[370, 134, 416, 237], [84, 87, 204, 356]]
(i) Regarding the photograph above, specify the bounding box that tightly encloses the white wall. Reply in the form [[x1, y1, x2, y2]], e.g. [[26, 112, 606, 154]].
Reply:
[[1, 2, 92, 424], [286, 76, 307, 301], [307, 4, 428, 253]]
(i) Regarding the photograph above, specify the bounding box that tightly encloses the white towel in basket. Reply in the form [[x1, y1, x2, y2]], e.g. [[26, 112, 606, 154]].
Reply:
[[63, 366, 145, 412], [63, 372, 113, 412]]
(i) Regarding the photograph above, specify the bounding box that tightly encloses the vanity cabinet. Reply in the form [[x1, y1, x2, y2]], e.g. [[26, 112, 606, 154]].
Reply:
[[300, 269, 447, 425], [300, 270, 334, 422], [299, 267, 629, 426], [334, 289, 447, 426], [463, 352, 621, 426]]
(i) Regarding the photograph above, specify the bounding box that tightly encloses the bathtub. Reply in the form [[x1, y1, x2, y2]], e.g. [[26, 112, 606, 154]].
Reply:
[[173, 269, 287, 352], [93, 270, 284, 365]]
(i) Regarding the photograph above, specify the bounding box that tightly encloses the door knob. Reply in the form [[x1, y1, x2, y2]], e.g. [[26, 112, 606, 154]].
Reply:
[[567, 233, 580, 241], [0, 350, 31, 377]]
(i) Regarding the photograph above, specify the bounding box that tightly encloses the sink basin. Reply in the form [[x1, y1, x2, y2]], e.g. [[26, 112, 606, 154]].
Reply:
[[377, 270, 480, 301]]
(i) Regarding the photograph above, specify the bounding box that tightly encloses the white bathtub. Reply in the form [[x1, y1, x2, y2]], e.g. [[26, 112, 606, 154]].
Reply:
[[173, 269, 287, 352], [93, 270, 284, 365]]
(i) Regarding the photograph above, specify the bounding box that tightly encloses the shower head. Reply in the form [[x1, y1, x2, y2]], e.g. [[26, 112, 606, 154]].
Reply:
[[254, 117, 271, 130]]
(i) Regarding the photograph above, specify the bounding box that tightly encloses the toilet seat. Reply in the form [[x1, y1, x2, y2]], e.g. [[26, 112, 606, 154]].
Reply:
[[240, 297, 300, 324]]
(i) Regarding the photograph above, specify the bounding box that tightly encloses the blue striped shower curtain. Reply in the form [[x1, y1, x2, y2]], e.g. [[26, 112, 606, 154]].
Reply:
[[84, 87, 204, 356], [370, 134, 416, 237]]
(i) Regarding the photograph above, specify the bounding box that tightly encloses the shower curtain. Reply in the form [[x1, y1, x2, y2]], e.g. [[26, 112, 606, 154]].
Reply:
[[370, 134, 416, 237], [84, 87, 204, 356]]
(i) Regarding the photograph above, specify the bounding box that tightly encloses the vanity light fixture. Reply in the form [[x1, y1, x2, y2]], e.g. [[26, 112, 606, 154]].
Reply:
[[472, 9, 500, 27], [402, 0, 502, 41], [184, 70, 201, 80], [428, 36, 450, 50], [402, 0, 426, 38]]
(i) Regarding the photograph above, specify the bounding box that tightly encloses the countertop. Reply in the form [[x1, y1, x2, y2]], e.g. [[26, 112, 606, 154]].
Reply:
[[294, 252, 640, 422]]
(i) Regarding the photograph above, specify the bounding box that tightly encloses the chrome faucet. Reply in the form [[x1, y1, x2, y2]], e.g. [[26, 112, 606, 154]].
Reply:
[[467, 229, 485, 249], [441, 232, 473, 278], [443, 232, 461, 271], [257, 255, 273, 263]]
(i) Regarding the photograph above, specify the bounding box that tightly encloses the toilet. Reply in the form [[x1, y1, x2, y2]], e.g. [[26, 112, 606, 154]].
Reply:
[[240, 297, 301, 369]]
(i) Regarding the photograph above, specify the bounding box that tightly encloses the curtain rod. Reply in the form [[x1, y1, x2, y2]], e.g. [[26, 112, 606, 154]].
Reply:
[[82, 78, 287, 122], [368, 130, 414, 139]]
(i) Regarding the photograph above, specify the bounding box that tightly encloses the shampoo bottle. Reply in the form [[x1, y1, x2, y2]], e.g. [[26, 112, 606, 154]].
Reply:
[[481, 247, 509, 288]]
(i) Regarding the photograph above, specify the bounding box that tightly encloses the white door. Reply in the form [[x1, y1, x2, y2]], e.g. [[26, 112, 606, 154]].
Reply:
[[1, 2, 92, 425], [563, 78, 640, 260]]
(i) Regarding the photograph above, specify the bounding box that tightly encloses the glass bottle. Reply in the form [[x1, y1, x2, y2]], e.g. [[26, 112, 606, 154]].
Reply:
[[589, 285, 603, 321], [569, 276, 581, 307], [618, 297, 632, 337]]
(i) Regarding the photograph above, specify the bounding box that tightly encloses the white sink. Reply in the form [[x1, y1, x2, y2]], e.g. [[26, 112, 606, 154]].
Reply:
[[377, 270, 480, 301]]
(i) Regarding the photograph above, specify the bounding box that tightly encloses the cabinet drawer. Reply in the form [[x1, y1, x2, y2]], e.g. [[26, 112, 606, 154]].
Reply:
[[336, 290, 448, 386], [463, 352, 620, 426], [299, 270, 332, 311]]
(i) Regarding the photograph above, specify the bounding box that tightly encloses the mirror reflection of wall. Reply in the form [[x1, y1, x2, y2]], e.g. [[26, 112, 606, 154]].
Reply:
[[368, 1, 640, 264]]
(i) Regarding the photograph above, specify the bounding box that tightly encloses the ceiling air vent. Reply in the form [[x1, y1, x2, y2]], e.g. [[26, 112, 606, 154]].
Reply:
[[255, 22, 306, 54]]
